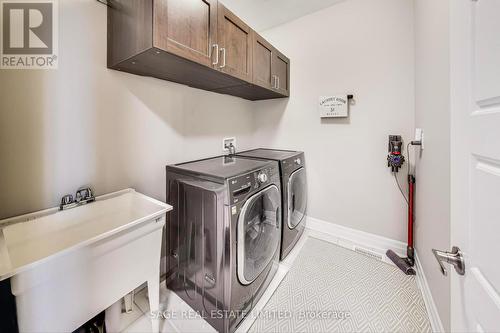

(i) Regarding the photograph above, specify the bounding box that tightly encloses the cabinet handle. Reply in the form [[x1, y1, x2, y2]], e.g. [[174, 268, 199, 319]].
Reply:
[[272, 75, 277, 89], [220, 48, 226, 68], [277, 76, 280, 90], [212, 44, 219, 65]]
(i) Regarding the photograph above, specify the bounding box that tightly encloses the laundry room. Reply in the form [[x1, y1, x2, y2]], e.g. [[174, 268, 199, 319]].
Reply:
[[0, 0, 498, 332]]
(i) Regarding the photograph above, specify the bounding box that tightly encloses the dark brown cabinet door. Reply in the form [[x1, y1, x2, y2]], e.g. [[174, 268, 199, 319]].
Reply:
[[272, 50, 290, 96], [108, 0, 289, 100], [252, 32, 273, 90], [153, 0, 218, 68], [217, 4, 253, 83]]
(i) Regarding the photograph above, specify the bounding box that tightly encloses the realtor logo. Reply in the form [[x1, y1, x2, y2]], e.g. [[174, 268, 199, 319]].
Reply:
[[1, 0, 58, 69]]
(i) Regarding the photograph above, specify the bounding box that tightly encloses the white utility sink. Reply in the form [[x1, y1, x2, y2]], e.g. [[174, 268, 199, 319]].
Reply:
[[0, 189, 172, 333]]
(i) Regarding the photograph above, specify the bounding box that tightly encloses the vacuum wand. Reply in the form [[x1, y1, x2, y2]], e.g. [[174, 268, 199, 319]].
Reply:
[[386, 173, 416, 275], [386, 137, 421, 275], [407, 174, 415, 264]]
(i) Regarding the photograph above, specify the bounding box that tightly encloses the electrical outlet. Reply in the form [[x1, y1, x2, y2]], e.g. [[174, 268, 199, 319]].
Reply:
[[222, 137, 236, 152], [415, 128, 424, 150]]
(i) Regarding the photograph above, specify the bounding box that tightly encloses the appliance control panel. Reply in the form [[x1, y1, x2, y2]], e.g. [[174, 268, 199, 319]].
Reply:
[[228, 166, 277, 204], [282, 152, 305, 175]]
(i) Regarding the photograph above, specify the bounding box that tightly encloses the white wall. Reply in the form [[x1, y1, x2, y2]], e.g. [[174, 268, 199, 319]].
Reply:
[[414, 0, 451, 330], [0, 0, 418, 255], [0, 1, 455, 327], [252, 0, 415, 242], [0, 0, 256, 219], [220, 0, 346, 31]]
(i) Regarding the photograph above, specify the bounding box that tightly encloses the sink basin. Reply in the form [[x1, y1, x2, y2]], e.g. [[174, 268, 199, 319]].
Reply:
[[0, 189, 170, 281], [0, 188, 171, 333]]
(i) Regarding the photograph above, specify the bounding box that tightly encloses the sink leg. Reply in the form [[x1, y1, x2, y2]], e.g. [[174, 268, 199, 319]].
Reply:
[[148, 276, 160, 333], [123, 291, 134, 313]]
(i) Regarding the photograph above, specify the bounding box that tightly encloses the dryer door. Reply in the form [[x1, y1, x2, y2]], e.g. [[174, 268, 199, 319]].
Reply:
[[287, 168, 307, 229], [237, 185, 281, 285]]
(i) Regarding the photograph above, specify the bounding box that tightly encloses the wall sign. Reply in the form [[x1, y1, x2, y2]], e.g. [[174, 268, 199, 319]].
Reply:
[[319, 95, 349, 118]]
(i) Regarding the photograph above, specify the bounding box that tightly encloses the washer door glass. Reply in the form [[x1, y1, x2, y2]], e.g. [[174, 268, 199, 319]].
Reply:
[[237, 185, 281, 285], [288, 168, 307, 229]]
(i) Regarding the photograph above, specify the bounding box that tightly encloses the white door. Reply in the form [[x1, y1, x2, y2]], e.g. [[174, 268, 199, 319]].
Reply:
[[450, 0, 500, 331]]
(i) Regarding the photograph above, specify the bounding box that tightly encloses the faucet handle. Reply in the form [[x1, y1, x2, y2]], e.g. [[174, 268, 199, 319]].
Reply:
[[60, 194, 74, 210], [76, 187, 95, 202], [75, 189, 84, 202], [61, 194, 74, 205]]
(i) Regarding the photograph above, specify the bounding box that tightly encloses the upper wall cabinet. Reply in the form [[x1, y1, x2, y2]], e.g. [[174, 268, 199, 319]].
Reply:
[[252, 33, 274, 90], [252, 32, 290, 97], [216, 4, 253, 83], [153, 0, 218, 69], [107, 0, 290, 101], [272, 48, 290, 96]]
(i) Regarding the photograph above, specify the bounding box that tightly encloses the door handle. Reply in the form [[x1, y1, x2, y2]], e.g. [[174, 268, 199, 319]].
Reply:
[[220, 48, 226, 68], [212, 44, 219, 66], [432, 246, 465, 276]]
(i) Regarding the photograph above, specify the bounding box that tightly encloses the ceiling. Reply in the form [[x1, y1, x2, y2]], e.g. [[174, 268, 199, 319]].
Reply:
[[220, 0, 347, 32]]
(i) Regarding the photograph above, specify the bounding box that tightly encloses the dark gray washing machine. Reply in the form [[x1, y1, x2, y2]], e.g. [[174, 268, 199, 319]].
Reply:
[[236, 149, 307, 260], [165, 156, 281, 333]]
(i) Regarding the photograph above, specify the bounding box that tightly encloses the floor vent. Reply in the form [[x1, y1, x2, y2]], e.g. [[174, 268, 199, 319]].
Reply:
[[354, 246, 383, 261]]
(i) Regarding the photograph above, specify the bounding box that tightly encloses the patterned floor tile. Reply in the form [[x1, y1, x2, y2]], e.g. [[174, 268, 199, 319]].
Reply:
[[248, 237, 431, 333]]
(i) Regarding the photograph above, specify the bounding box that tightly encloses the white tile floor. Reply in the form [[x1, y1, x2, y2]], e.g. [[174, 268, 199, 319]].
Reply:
[[248, 238, 431, 332], [117, 229, 430, 333]]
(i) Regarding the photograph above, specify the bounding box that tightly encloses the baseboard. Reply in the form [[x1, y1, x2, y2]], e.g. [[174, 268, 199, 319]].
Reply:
[[305, 216, 406, 265], [414, 251, 445, 332], [305, 216, 444, 332]]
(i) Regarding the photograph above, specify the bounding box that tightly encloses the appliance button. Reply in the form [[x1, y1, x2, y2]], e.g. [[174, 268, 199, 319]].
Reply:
[[295, 158, 302, 165], [257, 172, 268, 184]]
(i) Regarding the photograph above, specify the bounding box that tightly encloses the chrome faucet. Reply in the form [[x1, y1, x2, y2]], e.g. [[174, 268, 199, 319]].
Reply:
[[60, 187, 96, 211]]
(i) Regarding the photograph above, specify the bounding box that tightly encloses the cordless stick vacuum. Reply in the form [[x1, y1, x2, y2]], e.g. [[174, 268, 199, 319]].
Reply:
[[386, 136, 421, 275]]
